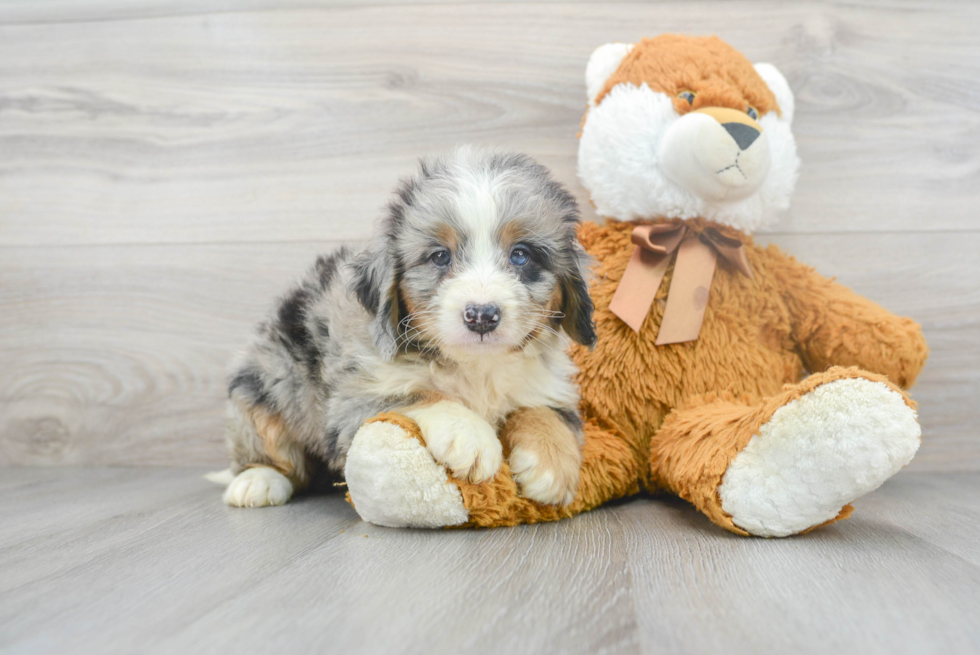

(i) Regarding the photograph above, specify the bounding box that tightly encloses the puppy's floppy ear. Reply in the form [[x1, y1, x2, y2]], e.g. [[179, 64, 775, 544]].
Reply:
[[558, 241, 597, 348], [349, 236, 402, 361]]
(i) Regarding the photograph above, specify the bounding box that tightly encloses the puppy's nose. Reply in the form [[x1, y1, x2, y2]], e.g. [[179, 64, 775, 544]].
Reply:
[[722, 122, 760, 151], [463, 304, 501, 334]]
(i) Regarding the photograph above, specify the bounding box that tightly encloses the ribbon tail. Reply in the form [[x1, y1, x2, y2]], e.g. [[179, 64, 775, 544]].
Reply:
[[655, 237, 718, 345], [609, 245, 672, 333], [714, 243, 753, 279], [703, 228, 752, 279]]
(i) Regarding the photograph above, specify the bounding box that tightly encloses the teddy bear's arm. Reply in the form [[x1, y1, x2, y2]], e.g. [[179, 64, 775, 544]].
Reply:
[[769, 247, 928, 388]]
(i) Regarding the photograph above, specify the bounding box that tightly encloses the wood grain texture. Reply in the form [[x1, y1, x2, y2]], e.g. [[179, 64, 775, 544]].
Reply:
[[0, 1, 978, 246], [0, 468, 978, 655], [1, 234, 974, 469], [0, 0, 977, 468]]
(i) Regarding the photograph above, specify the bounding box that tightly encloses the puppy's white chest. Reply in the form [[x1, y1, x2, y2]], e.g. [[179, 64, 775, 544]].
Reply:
[[369, 346, 580, 425], [428, 352, 578, 425]]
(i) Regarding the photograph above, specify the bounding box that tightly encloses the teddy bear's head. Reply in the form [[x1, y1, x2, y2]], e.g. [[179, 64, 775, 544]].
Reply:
[[578, 35, 799, 233]]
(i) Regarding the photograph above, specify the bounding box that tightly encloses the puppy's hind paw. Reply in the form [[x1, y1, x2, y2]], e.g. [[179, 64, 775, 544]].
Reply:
[[222, 467, 294, 508]]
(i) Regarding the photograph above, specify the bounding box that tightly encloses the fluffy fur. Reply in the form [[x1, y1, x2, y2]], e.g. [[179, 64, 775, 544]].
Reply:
[[342, 35, 928, 537], [345, 417, 470, 528], [218, 147, 596, 507], [718, 377, 921, 537], [578, 35, 799, 232], [503, 406, 583, 506]]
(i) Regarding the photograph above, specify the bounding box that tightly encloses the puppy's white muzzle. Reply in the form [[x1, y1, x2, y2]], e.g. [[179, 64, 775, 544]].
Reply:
[[660, 107, 771, 203], [436, 263, 526, 353]]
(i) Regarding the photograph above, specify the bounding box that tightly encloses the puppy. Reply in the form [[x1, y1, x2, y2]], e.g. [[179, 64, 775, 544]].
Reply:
[[217, 146, 596, 509]]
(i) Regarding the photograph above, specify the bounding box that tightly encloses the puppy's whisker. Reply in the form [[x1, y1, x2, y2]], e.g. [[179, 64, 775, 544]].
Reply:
[[397, 315, 442, 357], [417, 334, 445, 359], [525, 320, 571, 349], [394, 325, 433, 353]]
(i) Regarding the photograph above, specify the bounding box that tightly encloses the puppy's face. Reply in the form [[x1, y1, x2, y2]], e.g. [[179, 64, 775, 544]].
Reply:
[[352, 148, 596, 362], [399, 181, 565, 357]]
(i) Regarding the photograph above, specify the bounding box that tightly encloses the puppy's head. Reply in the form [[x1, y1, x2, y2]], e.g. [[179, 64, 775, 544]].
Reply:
[[351, 146, 595, 362]]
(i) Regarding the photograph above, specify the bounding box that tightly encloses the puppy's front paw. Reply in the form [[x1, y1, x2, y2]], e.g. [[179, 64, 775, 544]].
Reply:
[[509, 446, 580, 506], [223, 467, 294, 508], [405, 400, 503, 483]]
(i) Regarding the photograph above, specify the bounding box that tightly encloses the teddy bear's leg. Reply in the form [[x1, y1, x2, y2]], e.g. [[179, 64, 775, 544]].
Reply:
[[345, 413, 642, 528], [650, 367, 921, 537]]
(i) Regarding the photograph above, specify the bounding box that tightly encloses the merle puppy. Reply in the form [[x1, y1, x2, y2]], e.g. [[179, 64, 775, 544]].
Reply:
[[214, 147, 596, 509]]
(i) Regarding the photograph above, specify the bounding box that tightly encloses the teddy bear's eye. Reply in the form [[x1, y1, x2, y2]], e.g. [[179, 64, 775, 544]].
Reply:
[[678, 90, 696, 105], [746, 106, 759, 120]]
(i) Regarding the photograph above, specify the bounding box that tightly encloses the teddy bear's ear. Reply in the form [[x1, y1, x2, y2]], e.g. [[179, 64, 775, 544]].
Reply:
[[586, 43, 634, 107], [754, 63, 795, 125]]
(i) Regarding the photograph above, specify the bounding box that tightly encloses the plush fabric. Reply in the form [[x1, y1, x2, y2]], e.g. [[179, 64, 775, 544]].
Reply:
[[572, 219, 927, 467], [345, 413, 470, 528], [594, 35, 781, 117], [344, 34, 928, 537]]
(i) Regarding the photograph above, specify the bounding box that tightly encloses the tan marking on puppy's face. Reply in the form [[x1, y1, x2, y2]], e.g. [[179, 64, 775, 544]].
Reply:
[[501, 407, 582, 506], [497, 219, 530, 251], [399, 279, 427, 339], [433, 222, 459, 252]]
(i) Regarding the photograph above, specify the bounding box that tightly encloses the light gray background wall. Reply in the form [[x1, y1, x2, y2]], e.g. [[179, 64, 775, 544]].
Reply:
[[1, 0, 976, 469]]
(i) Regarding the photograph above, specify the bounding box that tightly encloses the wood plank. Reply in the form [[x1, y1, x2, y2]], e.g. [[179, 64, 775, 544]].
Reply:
[[0, 232, 975, 469], [0, 468, 977, 654], [0, 468, 639, 655], [0, 468, 360, 652], [851, 472, 980, 567], [0, 240, 353, 466], [0, 1, 978, 246], [0, 0, 966, 25], [617, 484, 980, 655]]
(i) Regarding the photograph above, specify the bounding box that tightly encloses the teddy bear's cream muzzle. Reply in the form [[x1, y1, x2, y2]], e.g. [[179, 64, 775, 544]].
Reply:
[[660, 106, 771, 203]]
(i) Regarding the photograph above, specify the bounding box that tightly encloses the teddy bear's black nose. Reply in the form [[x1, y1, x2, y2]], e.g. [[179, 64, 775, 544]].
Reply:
[[723, 122, 760, 150]]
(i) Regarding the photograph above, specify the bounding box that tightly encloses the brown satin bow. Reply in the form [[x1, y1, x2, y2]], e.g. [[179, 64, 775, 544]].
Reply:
[[609, 223, 753, 344]]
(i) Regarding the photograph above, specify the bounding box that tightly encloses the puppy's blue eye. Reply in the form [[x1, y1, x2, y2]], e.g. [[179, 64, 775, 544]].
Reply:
[[430, 250, 451, 267], [746, 106, 759, 120], [510, 246, 530, 266]]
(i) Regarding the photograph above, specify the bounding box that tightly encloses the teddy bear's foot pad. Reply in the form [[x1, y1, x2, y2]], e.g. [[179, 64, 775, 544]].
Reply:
[[718, 378, 920, 537], [345, 420, 470, 528]]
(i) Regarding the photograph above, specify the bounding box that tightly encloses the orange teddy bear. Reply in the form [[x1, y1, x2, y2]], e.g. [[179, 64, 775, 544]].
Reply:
[[344, 35, 928, 537]]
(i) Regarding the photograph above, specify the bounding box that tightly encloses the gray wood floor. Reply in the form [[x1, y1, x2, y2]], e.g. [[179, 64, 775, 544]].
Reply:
[[1, 468, 978, 655]]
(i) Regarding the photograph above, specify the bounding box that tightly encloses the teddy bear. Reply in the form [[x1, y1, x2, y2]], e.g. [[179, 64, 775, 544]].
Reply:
[[342, 34, 929, 537]]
